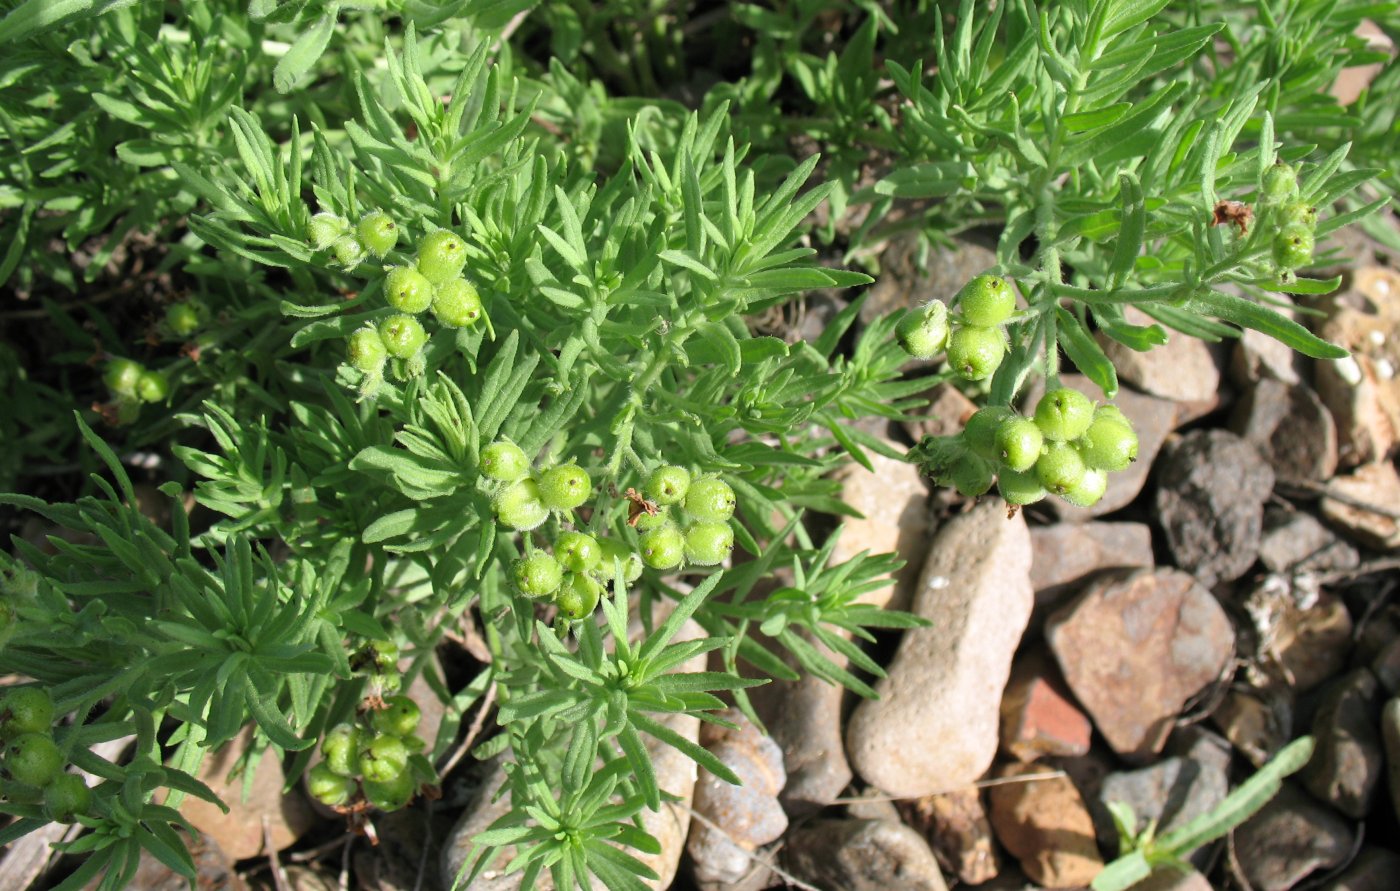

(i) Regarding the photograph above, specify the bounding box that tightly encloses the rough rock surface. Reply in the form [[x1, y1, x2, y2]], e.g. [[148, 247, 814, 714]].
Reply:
[[1322, 461, 1400, 550], [1322, 847, 1400, 891], [1047, 568, 1235, 760], [847, 500, 1033, 797], [901, 786, 1000, 885], [1029, 521, 1155, 606], [1234, 782, 1354, 891], [1258, 508, 1359, 576], [862, 232, 997, 324], [1000, 647, 1093, 762], [1155, 430, 1275, 588], [1094, 756, 1228, 867], [760, 649, 852, 818], [1097, 307, 1223, 404], [1230, 378, 1338, 484], [1302, 669, 1384, 818], [1270, 593, 1355, 693], [986, 762, 1104, 888], [1314, 307, 1399, 467], [785, 819, 948, 891], [829, 443, 929, 612]]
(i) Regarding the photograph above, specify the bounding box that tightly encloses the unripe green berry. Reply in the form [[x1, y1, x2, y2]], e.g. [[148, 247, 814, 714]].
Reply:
[[895, 302, 950, 359], [308, 212, 348, 250], [1094, 404, 1129, 426], [1, 687, 55, 738], [1280, 201, 1317, 229], [1060, 467, 1108, 507], [378, 314, 428, 359], [946, 325, 1006, 381], [997, 467, 1047, 506], [104, 358, 144, 399], [538, 464, 592, 511], [633, 507, 670, 532], [1035, 441, 1087, 495], [950, 455, 995, 498], [995, 416, 1045, 473], [368, 640, 399, 673], [494, 479, 549, 531], [1078, 416, 1138, 472], [357, 211, 399, 258], [358, 734, 409, 784], [684, 522, 734, 566], [645, 465, 691, 506], [1261, 162, 1298, 204], [135, 370, 169, 403], [684, 477, 737, 523], [42, 773, 91, 822], [639, 525, 685, 570], [555, 572, 602, 619], [957, 275, 1017, 327], [164, 300, 205, 338], [321, 724, 361, 777], [481, 440, 529, 482], [595, 538, 642, 583], [415, 229, 468, 284], [371, 695, 421, 738], [512, 552, 563, 598], [1273, 223, 1315, 270], [1034, 387, 1095, 442], [432, 278, 483, 328], [307, 762, 357, 807], [332, 235, 365, 268], [384, 266, 434, 314], [347, 327, 389, 375], [554, 531, 601, 572], [4, 732, 62, 787], [363, 769, 416, 811], [964, 406, 1014, 460]]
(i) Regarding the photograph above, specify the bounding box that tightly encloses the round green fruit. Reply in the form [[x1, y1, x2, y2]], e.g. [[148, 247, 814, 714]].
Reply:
[[1, 687, 55, 738], [684, 522, 734, 566], [1060, 467, 1108, 508], [321, 724, 361, 777], [595, 538, 642, 583], [308, 212, 348, 251], [357, 211, 399, 258], [415, 229, 468, 284], [554, 531, 601, 572], [950, 455, 995, 498], [1035, 441, 1087, 495], [512, 552, 563, 598], [384, 266, 433, 314], [1078, 416, 1138, 472], [481, 440, 529, 482], [895, 302, 951, 359], [494, 479, 549, 531], [164, 301, 205, 338], [378, 314, 428, 359], [957, 274, 1017, 327], [1273, 223, 1315, 270], [538, 464, 592, 512], [946, 325, 1006, 381], [135, 370, 169, 403], [997, 467, 1047, 506], [104, 359, 144, 399], [331, 235, 365, 268], [639, 525, 685, 570], [432, 278, 483, 328], [307, 762, 357, 807], [358, 734, 409, 784], [4, 732, 62, 787], [42, 772, 91, 822], [1261, 162, 1298, 204], [347, 327, 389, 375], [963, 406, 1014, 460], [555, 572, 602, 619], [645, 465, 691, 506], [371, 696, 421, 738], [684, 477, 736, 523], [1034, 387, 1095, 442], [995, 416, 1044, 473], [363, 769, 416, 811]]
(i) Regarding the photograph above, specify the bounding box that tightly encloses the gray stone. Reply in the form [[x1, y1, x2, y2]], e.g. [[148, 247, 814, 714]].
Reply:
[[1155, 429, 1275, 588], [1029, 521, 1155, 609], [847, 500, 1033, 797], [762, 660, 851, 818], [1230, 378, 1339, 485], [1234, 782, 1354, 891], [1258, 509, 1359, 576], [1095, 756, 1228, 867], [1131, 867, 1214, 891], [1302, 669, 1385, 819], [785, 819, 949, 891], [1210, 688, 1294, 769], [1322, 461, 1400, 550], [1372, 637, 1400, 696], [1097, 306, 1223, 404], [1321, 847, 1400, 891]]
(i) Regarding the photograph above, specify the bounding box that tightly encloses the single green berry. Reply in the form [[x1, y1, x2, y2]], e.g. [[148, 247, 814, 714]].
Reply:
[[307, 762, 357, 807], [639, 525, 685, 570], [950, 455, 995, 498], [481, 441, 530, 482], [995, 416, 1045, 473], [415, 229, 468, 284], [895, 302, 951, 359], [104, 358, 144, 399], [684, 522, 734, 566], [308, 212, 349, 250], [347, 327, 389, 375], [684, 477, 737, 523], [1261, 162, 1298, 204], [595, 538, 642, 583], [42, 773, 91, 822], [384, 266, 434, 314], [164, 300, 205, 338], [554, 531, 601, 572], [997, 467, 1047, 506], [964, 406, 1015, 460], [358, 734, 410, 784], [378, 314, 428, 359], [1078, 416, 1138, 472], [357, 210, 399, 257], [363, 769, 416, 811], [1, 687, 55, 738], [538, 464, 592, 512], [1280, 200, 1317, 229], [555, 572, 602, 619], [1035, 441, 1087, 495], [1094, 404, 1129, 426], [946, 325, 1006, 381], [321, 724, 362, 777], [1060, 467, 1108, 508], [494, 479, 549, 531], [135, 370, 169, 403], [432, 278, 483, 328], [368, 640, 399, 673], [957, 275, 1017, 327], [1034, 387, 1095, 442], [332, 235, 366, 268], [645, 465, 692, 506], [371, 695, 421, 738], [4, 732, 62, 787], [633, 506, 670, 532], [1272, 223, 1315, 270], [512, 552, 563, 598]]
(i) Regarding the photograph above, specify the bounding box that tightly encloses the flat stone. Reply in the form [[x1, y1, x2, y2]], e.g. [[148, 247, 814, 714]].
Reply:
[[762, 656, 852, 818], [1234, 782, 1354, 891], [1097, 306, 1223, 404], [1272, 593, 1355, 693], [845, 787, 902, 823], [784, 819, 949, 891], [901, 786, 1000, 885], [1322, 461, 1400, 550], [1380, 697, 1400, 822], [1320, 846, 1400, 891], [847, 500, 1033, 797], [1000, 646, 1093, 762], [1095, 756, 1228, 868], [1230, 379, 1339, 485], [1259, 509, 1359, 576], [1155, 429, 1275, 588], [987, 761, 1104, 889], [829, 443, 929, 612], [1030, 521, 1155, 607], [1210, 688, 1294, 769], [1047, 568, 1235, 760]]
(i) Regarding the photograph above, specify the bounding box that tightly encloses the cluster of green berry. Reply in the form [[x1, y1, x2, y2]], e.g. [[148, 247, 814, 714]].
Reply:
[[917, 386, 1139, 509], [480, 440, 593, 531], [0, 687, 90, 823], [511, 532, 642, 620], [101, 357, 171, 422], [305, 694, 434, 812], [634, 466, 737, 570], [1259, 162, 1317, 276], [896, 274, 1018, 381], [309, 209, 400, 270]]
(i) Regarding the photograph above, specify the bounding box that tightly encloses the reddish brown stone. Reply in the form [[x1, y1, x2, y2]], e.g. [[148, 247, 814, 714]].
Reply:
[[987, 762, 1104, 888], [1000, 648, 1092, 762]]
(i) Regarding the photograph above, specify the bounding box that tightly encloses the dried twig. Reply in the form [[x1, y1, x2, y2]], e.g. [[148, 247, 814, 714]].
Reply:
[[264, 816, 292, 891], [828, 769, 1069, 805], [437, 680, 497, 780]]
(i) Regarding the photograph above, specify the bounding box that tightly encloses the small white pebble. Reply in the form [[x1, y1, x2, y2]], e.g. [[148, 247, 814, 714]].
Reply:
[[1377, 358, 1395, 380], [1377, 278, 1392, 296], [1335, 355, 1363, 385], [1369, 330, 1385, 346], [926, 575, 950, 590]]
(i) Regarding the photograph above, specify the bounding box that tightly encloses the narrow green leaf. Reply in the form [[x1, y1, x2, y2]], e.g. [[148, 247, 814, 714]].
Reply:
[[1184, 291, 1348, 359]]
